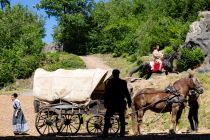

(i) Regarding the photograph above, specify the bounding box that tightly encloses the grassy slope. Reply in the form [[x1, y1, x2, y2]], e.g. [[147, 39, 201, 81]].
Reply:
[[95, 54, 210, 133]]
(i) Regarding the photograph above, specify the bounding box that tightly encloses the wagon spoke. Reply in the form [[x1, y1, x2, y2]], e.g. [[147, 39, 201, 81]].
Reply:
[[69, 125, 73, 134], [66, 124, 68, 135], [38, 123, 45, 128], [94, 128, 97, 133], [48, 125, 50, 134], [50, 126, 55, 133], [43, 125, 47, 134], [89, 127, 95, 132], [61, 125, 66, 132], [69, 123, 77, 130]]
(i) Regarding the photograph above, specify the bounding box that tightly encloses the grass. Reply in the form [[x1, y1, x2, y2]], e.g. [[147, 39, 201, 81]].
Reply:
[[42, 52, 86, 71], [94, 54, 137, 78]]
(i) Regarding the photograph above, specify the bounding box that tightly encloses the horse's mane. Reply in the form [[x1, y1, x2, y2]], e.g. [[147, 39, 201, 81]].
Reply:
[[173, 75, 190, 86]]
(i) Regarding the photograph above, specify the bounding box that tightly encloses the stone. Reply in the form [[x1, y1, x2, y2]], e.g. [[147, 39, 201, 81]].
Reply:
[[182, 11, 210, 72]]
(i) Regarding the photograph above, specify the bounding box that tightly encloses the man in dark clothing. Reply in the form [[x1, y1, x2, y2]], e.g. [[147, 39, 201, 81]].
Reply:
[[188, 90, 199, 133], [101, 69, 132, 137]]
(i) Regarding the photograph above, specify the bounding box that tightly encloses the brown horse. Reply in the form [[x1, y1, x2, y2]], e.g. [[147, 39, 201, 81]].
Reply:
[[131, 73, 204, 135]]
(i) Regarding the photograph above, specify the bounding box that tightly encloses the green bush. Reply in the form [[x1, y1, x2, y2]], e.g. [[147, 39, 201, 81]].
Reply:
[[41, 52, 85, 71], [0, 63, 14, 87], [14, 55, 44, 79], [177, 48, 204, 71], [164, 46, 174, 56]]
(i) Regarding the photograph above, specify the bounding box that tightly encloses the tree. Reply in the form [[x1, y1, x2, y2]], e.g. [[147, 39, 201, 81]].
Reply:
[[0, 0, 10, 11], [37, 0, 94, 54], [0, 5, 45, 87]]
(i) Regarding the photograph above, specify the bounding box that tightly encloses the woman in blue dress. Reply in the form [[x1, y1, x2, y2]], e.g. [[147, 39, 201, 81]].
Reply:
[[11, 93, 29, 135]]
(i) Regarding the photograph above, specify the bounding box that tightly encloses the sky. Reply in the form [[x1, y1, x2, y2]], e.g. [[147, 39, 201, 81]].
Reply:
[[11, 0, 58, 44]]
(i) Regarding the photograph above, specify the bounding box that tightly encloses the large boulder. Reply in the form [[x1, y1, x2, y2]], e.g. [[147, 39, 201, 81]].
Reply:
[[183, 11, 210, 72]]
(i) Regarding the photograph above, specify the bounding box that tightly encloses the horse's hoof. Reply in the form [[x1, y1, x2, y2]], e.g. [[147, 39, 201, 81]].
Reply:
[[177, 130, 182, 134], [186, 129, 197, 134], [169, 129, 176, 134]]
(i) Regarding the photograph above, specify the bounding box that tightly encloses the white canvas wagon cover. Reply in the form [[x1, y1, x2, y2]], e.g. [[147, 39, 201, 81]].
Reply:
[[33, 68, 112, 104]]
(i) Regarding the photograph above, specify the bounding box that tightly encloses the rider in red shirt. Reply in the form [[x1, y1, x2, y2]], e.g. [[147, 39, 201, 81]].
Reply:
[[151, 45, 163, 71]]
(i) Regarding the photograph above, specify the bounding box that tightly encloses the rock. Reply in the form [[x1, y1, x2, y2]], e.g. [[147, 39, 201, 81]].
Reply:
[[42, 43, 63, 52], [182, 11, 210, 72]]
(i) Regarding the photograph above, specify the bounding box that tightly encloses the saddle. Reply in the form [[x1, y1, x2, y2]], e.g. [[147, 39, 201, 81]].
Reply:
[[165, 84, 177, 95], [165, 84, 186, 106]]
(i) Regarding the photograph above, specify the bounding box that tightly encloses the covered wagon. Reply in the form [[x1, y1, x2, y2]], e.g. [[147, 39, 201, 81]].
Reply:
[[33, 68, 119, 136]]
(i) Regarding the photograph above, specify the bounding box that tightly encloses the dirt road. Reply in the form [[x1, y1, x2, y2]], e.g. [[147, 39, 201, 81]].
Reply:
[[79, 55, 111, 69]]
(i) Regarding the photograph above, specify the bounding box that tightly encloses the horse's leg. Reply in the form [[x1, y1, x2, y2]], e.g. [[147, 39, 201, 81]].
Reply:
[[137, 109, 144, 135], [128, 65, 142, 77], [169, 103, 179, 134], [175, 107, 184, 133], [131, 103, 139, 135], [145, 72, 152, 80], [140, 72, 145, 78], [165, 70, 168, 75]]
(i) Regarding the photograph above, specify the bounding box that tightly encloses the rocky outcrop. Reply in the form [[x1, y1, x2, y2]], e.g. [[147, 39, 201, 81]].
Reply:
[[42, 43, 63, 52], [183, 11, 210, 72]]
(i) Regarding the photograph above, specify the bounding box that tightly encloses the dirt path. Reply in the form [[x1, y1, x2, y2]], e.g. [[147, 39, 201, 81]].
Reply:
[[79, 55, 111, 69]]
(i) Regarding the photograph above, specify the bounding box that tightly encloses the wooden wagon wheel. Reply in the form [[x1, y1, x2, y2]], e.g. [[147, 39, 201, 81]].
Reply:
[[86, 114, 104, 135], [86, 114, 119, 135], [109, 115, 120, 135], [56, 114, 81, 136], [35, 107, 59, 136]]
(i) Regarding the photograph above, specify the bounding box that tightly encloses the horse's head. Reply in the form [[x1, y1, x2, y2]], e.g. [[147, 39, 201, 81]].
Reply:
[[188, 73, 204, 94], [163, 51, 180, 72], [164, 51, 179, 61]]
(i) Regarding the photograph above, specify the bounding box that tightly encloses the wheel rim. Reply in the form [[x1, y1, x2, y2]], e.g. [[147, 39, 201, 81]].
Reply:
[[35, 108, 58, 136], [56, 114, 81, 136], [86, 115, 104, 135], [109, 116, 120, 135]]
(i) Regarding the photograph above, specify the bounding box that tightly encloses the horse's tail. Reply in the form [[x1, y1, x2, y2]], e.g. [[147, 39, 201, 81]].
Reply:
[[128, 64, 143, 77]]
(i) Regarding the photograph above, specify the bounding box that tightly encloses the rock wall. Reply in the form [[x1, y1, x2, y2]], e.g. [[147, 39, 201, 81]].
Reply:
[[183, 11, 210, 72]]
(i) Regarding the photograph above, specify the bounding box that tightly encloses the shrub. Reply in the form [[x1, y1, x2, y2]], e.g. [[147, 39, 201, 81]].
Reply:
[[0, 64, 14, 87], [41, 52, 85, 71], [14, 55, 44, 79], [177, 48, 204, 71], [164, 46, 174, 56]]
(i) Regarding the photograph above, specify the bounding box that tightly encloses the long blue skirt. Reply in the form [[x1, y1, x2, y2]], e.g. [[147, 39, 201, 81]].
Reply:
[[12, 110, 29, 133]]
